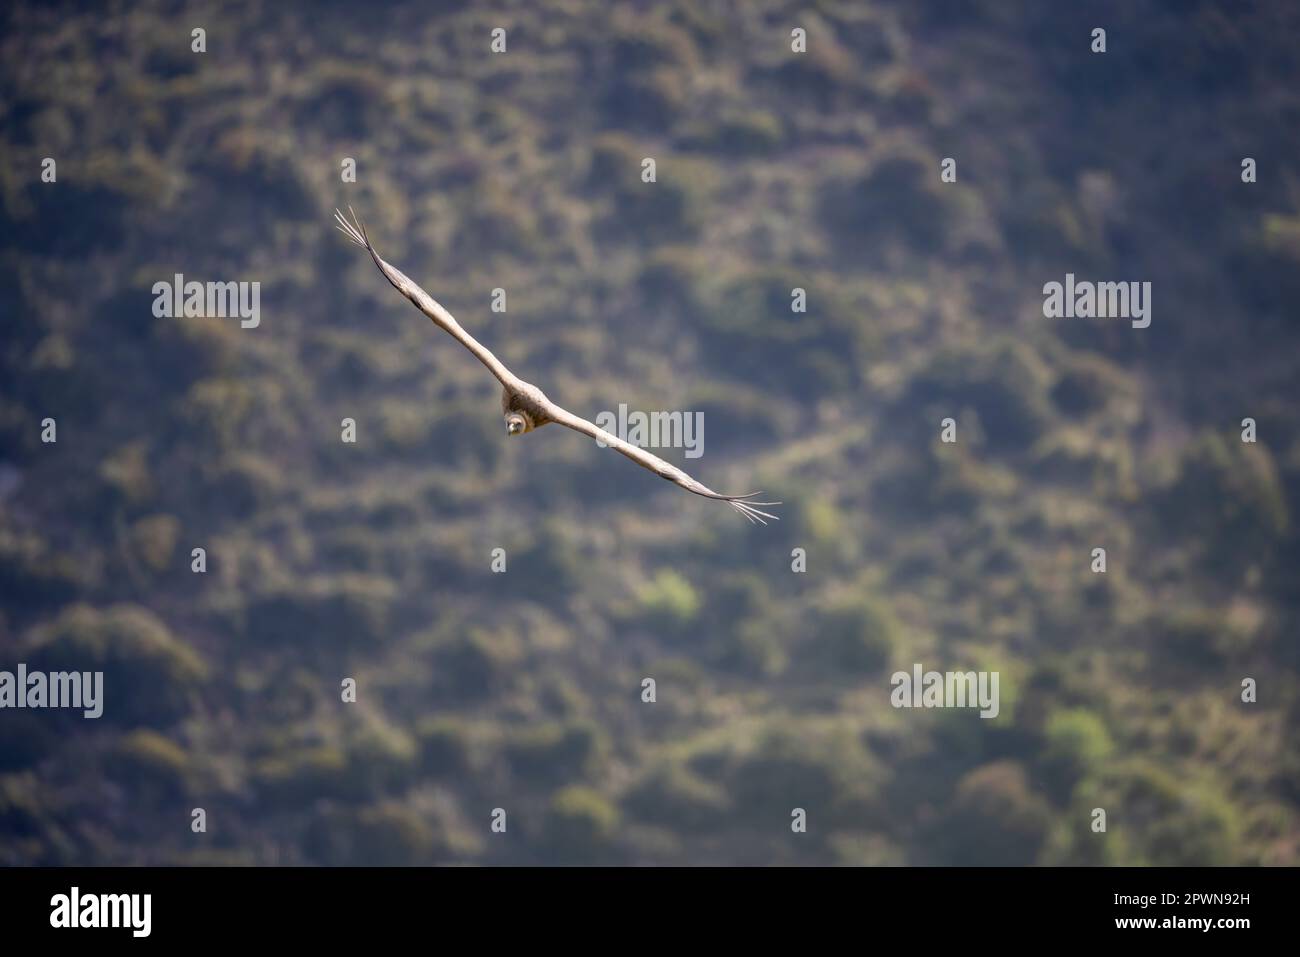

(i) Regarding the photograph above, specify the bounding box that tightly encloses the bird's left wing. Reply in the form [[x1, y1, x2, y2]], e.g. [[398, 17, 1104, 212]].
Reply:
[[334, 207, 522, 393], [544, 403, 780, 525]]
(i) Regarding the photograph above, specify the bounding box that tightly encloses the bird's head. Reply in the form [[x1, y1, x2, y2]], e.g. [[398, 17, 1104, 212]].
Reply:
[[505, 412, 531, 436]]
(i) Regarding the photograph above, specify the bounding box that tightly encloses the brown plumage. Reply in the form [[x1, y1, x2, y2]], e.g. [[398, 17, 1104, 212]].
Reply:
[[334, 208, 779, 524]]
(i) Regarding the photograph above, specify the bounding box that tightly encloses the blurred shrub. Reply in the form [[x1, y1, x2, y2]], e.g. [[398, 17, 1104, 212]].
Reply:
[[1001, 181, 1092, 263], [26, 604, 207, 727], [725, 726, 875, 827], [199, 453, 286, 515], [22, 182, 129, 257], [246, 574, 396, 652], [588, 135, 713, 241], [899, 340, 1056, 454], [1101, 764, 1241, 865], [108, 730, 191, 800], [431, 627, 524, 702], [506, 721, 606, 787], [146, 316, 238, 388], [636, 568, 700, 635], [0, 773, 44, 843], [688, 564, 783, 677], [809, 593, 901, 676], [637, 245, 710, 313], [457, 188, 546, 261], [0, 532, 86, 623], [193, 130, 316, 228], [98, 441, 155, 508], [930, 760, 1052, 865], [1040, 708, 1113, 798], [1151, 431, 1288, 577], [424, 401, 503, 472], [699, 266, 859, 397], [180, 379, 254, 451], [819, 151, 957, 253], [415, 716, 473, 776], [0, 712, 54, 772], [1229, 212, 1300, 316], [130, 514, 180, 573], [504, 523, 582, 601], [756, 31, 859, 109], [1050, 352, 1135, 418], [1143, 605, 1253, 673], [253, 745, 355, 807], [625, 763, 730, 833], [603, 69, 688, 131], [678, 110, 783, 156], [305, 803, 435, 866], [610, 17, 698, 71], [715, 618, 788, 678], [345, 712, 419, 794], [541, 786, 619, 861]]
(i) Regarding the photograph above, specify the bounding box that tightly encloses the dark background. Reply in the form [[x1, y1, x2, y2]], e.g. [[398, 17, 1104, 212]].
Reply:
[[0, 0, 1297, 865]]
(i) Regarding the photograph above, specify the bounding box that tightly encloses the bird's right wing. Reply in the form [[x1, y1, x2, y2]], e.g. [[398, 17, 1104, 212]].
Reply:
[[545, 403, 780, 524], [334, 207, 521, 392]]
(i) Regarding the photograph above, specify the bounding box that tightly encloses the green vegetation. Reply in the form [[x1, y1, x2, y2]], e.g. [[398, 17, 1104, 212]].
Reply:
[[0, 0, 1297, 865]]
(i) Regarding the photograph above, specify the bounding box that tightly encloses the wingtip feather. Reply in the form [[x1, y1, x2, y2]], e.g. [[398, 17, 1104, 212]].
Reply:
[[730, 498, 780, 525], [333, 207, 368, 248]]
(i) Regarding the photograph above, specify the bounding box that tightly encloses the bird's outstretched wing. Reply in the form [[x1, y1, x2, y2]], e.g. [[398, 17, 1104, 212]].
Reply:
[[334, 207, 521, 392], [543, 404, 780, 525]]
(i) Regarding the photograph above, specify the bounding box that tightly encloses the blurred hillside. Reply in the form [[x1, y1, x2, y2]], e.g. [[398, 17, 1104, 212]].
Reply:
[[1, 0, 1298, 865]]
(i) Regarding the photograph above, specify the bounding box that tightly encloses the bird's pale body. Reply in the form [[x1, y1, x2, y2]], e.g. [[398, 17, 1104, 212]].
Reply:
[[502, 382, 553, 435]]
